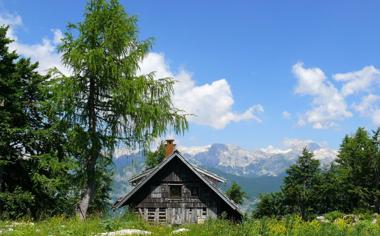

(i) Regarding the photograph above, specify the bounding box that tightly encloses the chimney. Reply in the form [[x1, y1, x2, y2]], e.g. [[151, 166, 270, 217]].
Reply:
[[165, 139, 175, 158]]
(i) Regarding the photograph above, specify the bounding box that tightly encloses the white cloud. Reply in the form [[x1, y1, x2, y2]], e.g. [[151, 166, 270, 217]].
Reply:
[[334, 66, 380, 96], [283, 138, 316, 151], [52, 28, 64, 45], [0, 12, 69, 75], [139, 52, 263, 129], [292, 62, 352, 129], [353, 94, 380, 126], [293, 63, 380, 128], [353, 94, 380, 115], [0, 12, 22, 39], [12, 36, 70, 75], [282, 111, 291, 119], [372, 110, 380, 126], [1, 12, 263, 129]]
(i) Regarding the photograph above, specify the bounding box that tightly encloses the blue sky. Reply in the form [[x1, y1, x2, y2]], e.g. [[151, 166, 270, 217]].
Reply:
[[2, 0, 380, 150]]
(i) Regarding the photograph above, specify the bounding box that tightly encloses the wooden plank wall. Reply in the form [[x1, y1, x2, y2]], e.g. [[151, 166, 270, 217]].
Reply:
[[127, 158, 227, 224]]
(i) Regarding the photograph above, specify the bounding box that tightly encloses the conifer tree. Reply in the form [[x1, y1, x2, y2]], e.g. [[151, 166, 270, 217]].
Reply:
[[336, 128, 379, 211], [282, 148, 321, 219], [54, 0, 188, 218], [226, 181, 246, 205], [0, 26, 75, 219]]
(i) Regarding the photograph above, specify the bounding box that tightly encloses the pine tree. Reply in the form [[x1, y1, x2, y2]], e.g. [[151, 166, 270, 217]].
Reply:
[[336, 128, 379, 212], [54, 0, 188, 218], [0, 26, 75, 219], [372, 128, 380, 212], [282, 148, 321, 219], [226, 181, 246, 205]]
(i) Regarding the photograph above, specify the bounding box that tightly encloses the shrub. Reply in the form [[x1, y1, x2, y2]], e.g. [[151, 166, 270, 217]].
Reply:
[[325, 211, 344, 221]]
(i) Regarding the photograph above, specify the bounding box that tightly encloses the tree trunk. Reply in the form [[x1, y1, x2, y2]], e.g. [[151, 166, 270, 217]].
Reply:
[[77, 75, 98, 219], [77, 156, 96, 219]]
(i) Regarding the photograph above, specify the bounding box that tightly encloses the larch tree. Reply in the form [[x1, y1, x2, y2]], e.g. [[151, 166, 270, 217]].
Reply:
[[54, 0, 188, 219]]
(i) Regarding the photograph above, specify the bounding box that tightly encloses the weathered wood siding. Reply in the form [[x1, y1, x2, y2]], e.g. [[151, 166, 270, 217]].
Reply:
[[125, 158, 224, 224]]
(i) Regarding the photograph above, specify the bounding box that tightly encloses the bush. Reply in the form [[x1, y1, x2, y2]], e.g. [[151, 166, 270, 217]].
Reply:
[[325, 211, 344, 221]]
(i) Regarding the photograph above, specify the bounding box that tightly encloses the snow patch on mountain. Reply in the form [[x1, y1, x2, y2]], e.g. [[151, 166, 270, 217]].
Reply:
[[179, 139, 337, 177], [179, 145, 211, 156]]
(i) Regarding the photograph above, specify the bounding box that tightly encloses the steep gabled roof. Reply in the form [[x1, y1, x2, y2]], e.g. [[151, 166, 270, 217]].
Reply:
[[112, 150, 242, 215], [128, 161, 226, 186], [128, 167, 157, 185], [193, 166, 226, 183]]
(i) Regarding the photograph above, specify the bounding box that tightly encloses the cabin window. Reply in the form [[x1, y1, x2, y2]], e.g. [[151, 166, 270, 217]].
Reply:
[[147, 208, 156, 222], [202, 207, 207, 216], [151, 185, 161, 198], [169, 184, 182, 199], [190, 186, 199, 197], [158, 208, 166, 222]]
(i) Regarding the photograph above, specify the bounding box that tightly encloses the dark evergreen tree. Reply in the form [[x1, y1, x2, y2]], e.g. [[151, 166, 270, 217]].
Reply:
[[0, 26, 76, 219], [282, 148, 321, 219], [335, 128, 379, 212], [253, 148, 321, 219], [226, 181, 246, 205], [313, 163, 345, 213], [253, 192, 284, 218], [371, 128, 380, 212], [254, 127, 380, 219]]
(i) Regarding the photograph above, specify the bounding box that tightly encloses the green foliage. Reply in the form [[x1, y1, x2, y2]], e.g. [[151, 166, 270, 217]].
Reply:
[[325, 211, 344, 221], [0, 26, 76, 220], [282, 148, 321, 219], [335, 128, 380, 212], [255, 127, 380, 220], [2, 215, 380, 236], [51, 0, 188, 217], [226, 181, 246, 205], [253, 192, 285, 218], [254, 149, 321, 219], [145, 141, 166, 169]]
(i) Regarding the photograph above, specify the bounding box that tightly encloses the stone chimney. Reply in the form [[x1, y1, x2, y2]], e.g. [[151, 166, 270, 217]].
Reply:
[[165, 139, 176, 158]]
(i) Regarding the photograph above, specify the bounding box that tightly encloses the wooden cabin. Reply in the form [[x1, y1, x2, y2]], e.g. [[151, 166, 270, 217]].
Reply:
[[113, 140, 242, 224]]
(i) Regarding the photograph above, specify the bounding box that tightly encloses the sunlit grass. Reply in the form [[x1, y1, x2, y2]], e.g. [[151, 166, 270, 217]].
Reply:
[[1, 213, 380, 236]]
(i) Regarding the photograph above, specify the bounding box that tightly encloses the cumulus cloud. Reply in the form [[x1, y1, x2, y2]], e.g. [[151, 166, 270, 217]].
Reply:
[[0, 12, 69, 75], [139, 53, 264, 129], [353, 94, 380, 126], [292, 62, 380, 128], [353, 94, 380, 115], [334, 66, 380, 96], [1, 12, 262, 129], [0, 12, 22, 39], [292, 62, 352, 129]]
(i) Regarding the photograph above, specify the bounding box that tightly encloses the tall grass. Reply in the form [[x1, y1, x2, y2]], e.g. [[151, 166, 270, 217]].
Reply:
[[1, 213, 379, 235]]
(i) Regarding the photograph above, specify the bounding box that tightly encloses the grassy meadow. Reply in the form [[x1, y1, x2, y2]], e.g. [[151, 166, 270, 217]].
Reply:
[[1, 213, 380, 236]]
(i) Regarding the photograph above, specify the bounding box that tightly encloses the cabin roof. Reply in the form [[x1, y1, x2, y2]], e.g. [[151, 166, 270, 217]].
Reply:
[[128, 160, 226, 185], [112, 150, 242, 215]]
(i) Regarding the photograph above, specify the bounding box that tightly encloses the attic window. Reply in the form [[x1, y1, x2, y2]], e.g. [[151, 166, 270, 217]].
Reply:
[[151, 186, 161, 198], [169, 185, 182, 199]]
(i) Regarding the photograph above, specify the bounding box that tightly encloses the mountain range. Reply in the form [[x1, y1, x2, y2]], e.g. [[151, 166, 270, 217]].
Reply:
[[112, 140, 337, 211]]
